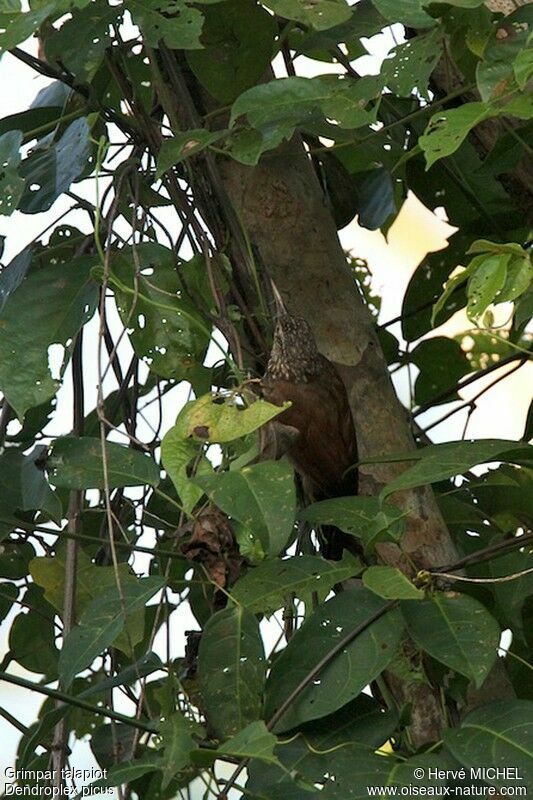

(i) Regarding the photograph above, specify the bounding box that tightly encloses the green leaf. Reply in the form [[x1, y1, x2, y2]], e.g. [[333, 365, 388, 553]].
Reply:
[[196, 460, 296, 558], [420, 103, 490, 169], [110, 243, 211, 380], [247, 743, 391, 799], [292, 5, 379, 61], [402, 594, 499, 687], [319, 75, 383, 129], [297, 693, 399, 749], [44, 0, 121, 81], [363, 566, 424, 600], [444, 701, 533, 788], [59, 576, 163, 688], [186, 0, 277, 104], [18, 118, 92, 214], [198, 605, 266, 738], [47, 437, 160, 490], [497, 255, 533, 304], [0, 256, 98, 419], [231, 76, 328, 145], [0, 449, 62, 532], [231, 553, 362, 615], [0, 582, 17, 624], [80, 653, 163, 698], [224, 127, 267, 166], [380, 440, 533, 500], [0, 539, 36, 580], [230, 75, 381, 151], [247, 695, 399, 798], [9, 586, 59, 679], [156, 130, 226, 176], [264, 0, 351, 31], [356, 167, 396, 231], [218, 721, 279, 764], [159, 712, 195, 788], [0, 247, 32, 312], [382, 29, 442, 99], [0, 129, 24, 216], [476, 8, 531, 102], [410, 337, 471, 407], [438, 0, 485, 6], [514, 45, 533, 90], [466, 253, 510, 321], [173, 393, 288, 443], [91, 758, 160, 789], [431, 265, 472, 328], [371, 0, 435, 28], [0, 2, 61, 52], [128, 0, 204, 50], [161, 432, 211, 514], [265, 588, 403, 732], [300, 496, 404, 554], [486, 547, 533, 636], [30, 548, 149, 634]]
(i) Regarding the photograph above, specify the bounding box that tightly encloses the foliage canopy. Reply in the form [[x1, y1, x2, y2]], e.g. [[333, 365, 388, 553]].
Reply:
[[0, 0, 532, 797]]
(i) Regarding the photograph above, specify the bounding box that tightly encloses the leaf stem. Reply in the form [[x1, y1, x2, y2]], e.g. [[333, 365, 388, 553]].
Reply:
[[0, 671, 156, 733]]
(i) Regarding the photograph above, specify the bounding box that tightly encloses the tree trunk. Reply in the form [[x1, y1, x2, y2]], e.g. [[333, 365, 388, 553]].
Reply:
[[216, 136, 458, 745]]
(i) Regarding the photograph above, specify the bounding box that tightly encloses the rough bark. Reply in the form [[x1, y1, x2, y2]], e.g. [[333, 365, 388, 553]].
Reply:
[[218, 139, 458, 568]]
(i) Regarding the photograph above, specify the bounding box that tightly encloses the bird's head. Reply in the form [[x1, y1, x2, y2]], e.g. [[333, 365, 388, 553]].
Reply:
[[267, 314, 321, 382]]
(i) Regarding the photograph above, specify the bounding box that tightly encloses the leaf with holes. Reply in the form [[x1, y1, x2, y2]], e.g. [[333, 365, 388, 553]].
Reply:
[[466, 253, 511, 321], [264, 0, 351, 31], [0, 2, 62, 53], [476, 8, 531, 102], [109, 243, 211, 380], [128, 0, 204, 50], [173, 393, 288, 443], [265, 588, 402, 732], [420, 103, 490, 169], [18, 118, 92, 213], [198, 605, 266, 738], [0, 256, 98, 419], [382, 28, 442, 99], [45, 0, 122, 81], [0, 130, 24, 216], [231, 77, 327, 148], [47, 437, 160, 489], [402, 594, 499, 687]]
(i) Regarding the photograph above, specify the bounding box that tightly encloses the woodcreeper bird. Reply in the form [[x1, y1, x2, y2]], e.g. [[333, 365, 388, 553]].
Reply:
[[262, 314, 358, 534]]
